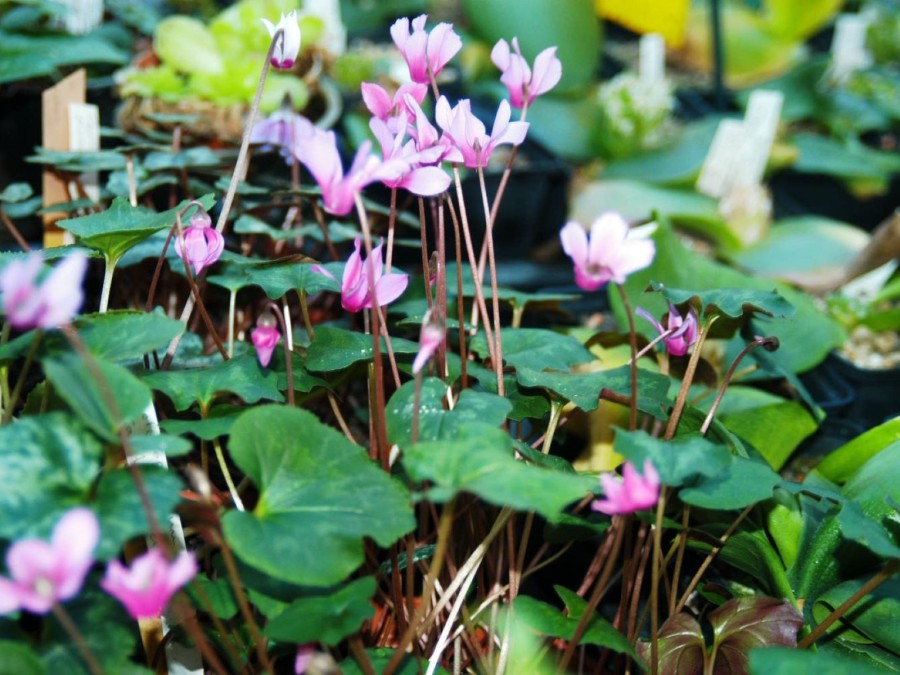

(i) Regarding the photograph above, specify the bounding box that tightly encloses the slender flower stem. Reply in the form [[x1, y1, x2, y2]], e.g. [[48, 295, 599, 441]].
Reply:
[[125, 152, 138, 207], [669, 505, 692, 615], [559, 518, 626, 671], [2, 329, 41, 424], [297, 290, 315, 341], [615, 283, 639, 430], [264, 300, 295, 406], [218, 536, 273, 672], [673, 505, 754, 614], [0, 206, 31, 251], [798, 561, 898, 649], [650, 491, 668, 675], [449, 168, 499, 383], [663, 316, 717, 440], [445, 195, 469, 390], [417, 197, 434, 309], [629, 327, 677, 364], [227, 289, 236, 358], [173, 594, 233, 674], [98, 257, 117, 314], [52, 602, 105, 675], [385, 187, 398, 272], [327, 391, 357, 443], [700, 336, 779, 435], [213, 438, 245, 511], [476, 166, 505, 397]]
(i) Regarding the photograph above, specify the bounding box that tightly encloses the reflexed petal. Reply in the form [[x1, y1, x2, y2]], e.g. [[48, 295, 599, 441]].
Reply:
[[37, 252, 87, 329], [7, 540, 55, 586], [588, 212, 630, 267], [373, 273, 408, 307], [490, 38, 511, 71], [401, 166, 450, 196], [361, 82, 393, 120], [165, 551, 198, 591], [0, 577, 21, 614], [530, 47, 562, 99], [559, 221, 589, 265]]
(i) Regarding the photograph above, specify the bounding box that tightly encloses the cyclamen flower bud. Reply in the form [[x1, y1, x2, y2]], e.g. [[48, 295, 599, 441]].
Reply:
[[251, 314, 281, 368], [262, 11, 302, 69], [175, 219, 224, 276]]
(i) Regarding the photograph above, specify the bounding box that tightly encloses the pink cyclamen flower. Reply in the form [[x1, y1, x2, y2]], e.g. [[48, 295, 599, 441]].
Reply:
[[390, 14, 462, 84], [591, 460, 660, 516], [295, 129, 399, 216], [295, 645, 314, 674], [175, 215, 224, 275], [262, 11, 302, 69], [369, 118, 450, 196], [101, 548, 197, 620], [412, 313, 445, 374], [251, 322, 281, 368], [0, 508, 99, 615], [361, 81, 428, 130], [250, 107, 316, 165], [559, 213, 655, 291], [636, 301, 699, 357], [314, 238, 408, 312], [0, 252, 87, 331], [435, 97, 529, 168], [491, 37, 562, 109]]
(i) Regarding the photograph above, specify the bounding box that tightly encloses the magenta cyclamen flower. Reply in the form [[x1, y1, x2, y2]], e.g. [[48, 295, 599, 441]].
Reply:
[[101, 548, 197, 620], [435, 97, 529, 168], [559, 213, 655, 291], [175, 214, 224, 275], [262, 11, 302, 69], [315, 238, 408, 312], [636, 302, 699, 357], [390, 14, 462, 84], [591, 461, 660, 516], [250, 107, 316, 165], [370, 118, 450, 196], [361, 81, 428, 129], [251, 322, 281, 368], [0, 251, 87, 331], [491, 37, 562, 109], [0, 508, 99, 615]]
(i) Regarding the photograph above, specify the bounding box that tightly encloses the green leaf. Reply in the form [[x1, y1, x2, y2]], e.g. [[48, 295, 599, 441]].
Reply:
[[144, 147, 228, 171], [222, 406, 414, 586], [616, 219, 844, 374], [601, 116, 728, 187], [0, 182, 32, 203], [305, 326, 419, 372], [636, 613, 705, 675], [715, 527, 796, 601], [791, 133, 900, 183], [80, 310, 185, 361], [44, 353, 152, 441], [340, 649, 436, 675], [187, 577, 239, 620], [512, 588, 635, 655], [836, 501, 900, 560], [679, 457, 781, 510], [813, 577, 900, 652], [613, 430, 732, 487], [761, 0, 843, 41], [386, 378, 511, 447], [401, 423, 596, 520], [235, 257, 341, 299], [0, 641, 44, 675], [749, 646, 882, 675], [0, 414, 101, 541], [264, 577, 376, 646], [59, 195, 215, 264], [27, 149, 128, 172], [143, 352, 284, 412], [0, 51, 55, 85], [154, 16, 223, 75], [708, 597, 803, 673], [524, 91, 604, 161], [93, 467, 183, 560], [130, 433, 193, 457], [462, 0, 600, 90], [470, 328, 594, 372], [516, 364, 671, 415], [816, 417, 900, 484], [160, 409, 239, 440], [652, 283, 794, 322]]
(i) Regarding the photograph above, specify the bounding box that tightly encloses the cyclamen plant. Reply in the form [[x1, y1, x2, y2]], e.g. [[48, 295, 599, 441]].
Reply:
[[0, 8, 897, 675]]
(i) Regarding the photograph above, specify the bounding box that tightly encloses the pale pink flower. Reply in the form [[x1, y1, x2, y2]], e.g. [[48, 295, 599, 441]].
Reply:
[[636, 302, 699, 357], [250, 107, 316, 164], [390, 15, 462, 84], [592, 460, 660, 515], [361, 81, 428, 130], [559, 213, 655, 291], [491, 38, 562, 109], [0, 508, 99, 615], [175, 216, 225, 275], [296, 129, 403, 216], [412, 313, 444, 374], [369, 118, 450, 196], [314, 238, 408, 312], [251, 323, 281, 368], [435, 97, 529, 168], [0, 252, 88, 330], [101, 549, 197, 620], [295, 645, 314, 673], [262, 11, 302, 69]]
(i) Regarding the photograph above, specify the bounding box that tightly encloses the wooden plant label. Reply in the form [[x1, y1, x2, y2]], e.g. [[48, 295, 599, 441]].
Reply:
[[639, 33, 666, 84], [41, 69, 85, 248]]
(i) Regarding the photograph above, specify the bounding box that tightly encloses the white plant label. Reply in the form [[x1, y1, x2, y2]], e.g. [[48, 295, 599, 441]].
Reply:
[[696, 119, 745, 198], [733, 90, 783, 187], [639, 33, 666, 84], [830, 13, 873, 83], [52, 0, 104, 35], [67, 102, 100, 209]]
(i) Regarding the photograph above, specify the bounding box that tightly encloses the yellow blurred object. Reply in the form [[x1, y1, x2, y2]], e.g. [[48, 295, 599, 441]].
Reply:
[[595, 0, 690, 47]]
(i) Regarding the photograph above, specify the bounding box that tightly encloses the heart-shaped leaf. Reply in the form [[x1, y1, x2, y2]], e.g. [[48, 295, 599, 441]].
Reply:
[[470, 328, 594, 372], [613, 430, 732, 487], [305, 326, 419, 372], [222, 406, 414, 586], [709, 597, 803, 674], [636, 612, 705, 675]]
